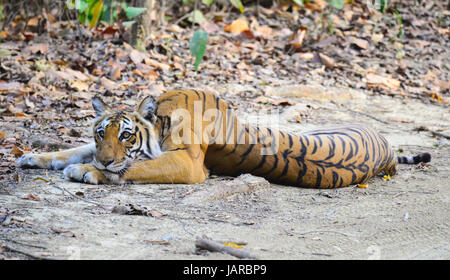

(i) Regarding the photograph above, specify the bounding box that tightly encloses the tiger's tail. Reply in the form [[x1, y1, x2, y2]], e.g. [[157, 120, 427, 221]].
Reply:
[[397, 153, 431, 164]]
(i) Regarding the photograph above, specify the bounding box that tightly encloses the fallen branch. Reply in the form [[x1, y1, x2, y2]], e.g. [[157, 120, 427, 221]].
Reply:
[[430, 130, 450, 140], [195, 237, 257, 259], [1, 242, 58, 260], [345, 108, 390, 125], [35, 176, 114, 210], [0, 237, 47, 250]]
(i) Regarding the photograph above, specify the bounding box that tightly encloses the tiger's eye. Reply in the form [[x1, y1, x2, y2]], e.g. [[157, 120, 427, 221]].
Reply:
[[98, 130, 104, 138], [121, 131, 131, 139]]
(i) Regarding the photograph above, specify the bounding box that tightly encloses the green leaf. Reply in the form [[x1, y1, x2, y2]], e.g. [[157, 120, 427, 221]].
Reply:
[[376, 0, 387, 13], [125, 7, 147, 19], [326, 0, 344, 9], [230, 0, 244, 14], [88, 0, 104, 28], [122, 20, 135, 27], [202, 0, 214, 5], [188, 10, 206, 24], [76, 0, 89, 13], [101, 1, 120, 24], [190, 29, 208, 71], [292, 0, 304, 6]]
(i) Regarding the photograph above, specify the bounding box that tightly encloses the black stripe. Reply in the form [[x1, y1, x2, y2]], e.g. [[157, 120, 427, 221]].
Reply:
[[144, 128, 153, 157], [315, 170, 322, 188], [288, 134, 294, 148], [260, 155, 279, 177], [192, 89, 200, 98], [237, 144, 256, 165], [332, 171, 339, 187], [250, 155, 267, 172]]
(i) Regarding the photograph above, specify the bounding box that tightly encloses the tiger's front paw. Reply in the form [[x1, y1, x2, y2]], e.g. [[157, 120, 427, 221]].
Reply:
[[63, 164, 106, 184], [18, 154, 57, 169]]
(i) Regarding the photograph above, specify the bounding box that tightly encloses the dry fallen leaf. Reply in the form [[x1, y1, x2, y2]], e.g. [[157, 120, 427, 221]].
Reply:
[[318, 53, 335, 68], [130, 49, 148, 64], [100, 77, 119, 91], [21, 193, 41, 201], [254, 25, 273, 39], [110, 65, 121, 80], [70, 81, 89, 92], [224, 18, 249, 34], [290, 27, 307, 48], [11, 146, 24, 156], [144, 58, 170, 71], [366, 73, 400, 91], [350, 37, 370, 49]]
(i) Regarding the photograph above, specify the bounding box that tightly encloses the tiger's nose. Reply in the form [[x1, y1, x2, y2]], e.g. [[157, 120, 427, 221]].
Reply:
[[101, 159, 114, 167]]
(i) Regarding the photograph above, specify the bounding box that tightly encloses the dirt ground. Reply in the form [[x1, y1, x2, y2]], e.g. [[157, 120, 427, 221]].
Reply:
[[1, 84, 449, 260]]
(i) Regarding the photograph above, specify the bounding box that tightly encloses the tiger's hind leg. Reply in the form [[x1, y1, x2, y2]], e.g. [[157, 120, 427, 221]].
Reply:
[[18, 143, 96, 170]]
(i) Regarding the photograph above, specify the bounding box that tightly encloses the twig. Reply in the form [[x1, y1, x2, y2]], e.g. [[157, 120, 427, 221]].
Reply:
[[195, 237, 258, 259], [0, 237, 47, 250], [430, 130, 450, 140], [1, 242, 58, 260], [297, 230, 355, 238], [40, 178, 113, 210], [344, 108, 390, 125]]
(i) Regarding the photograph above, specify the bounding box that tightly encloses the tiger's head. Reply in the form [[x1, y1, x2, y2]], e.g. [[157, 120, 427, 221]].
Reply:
[[91, 95, 162, 175]]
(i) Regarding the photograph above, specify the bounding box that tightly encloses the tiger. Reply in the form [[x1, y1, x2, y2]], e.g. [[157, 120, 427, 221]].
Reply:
[[18, 89, 431, 188]]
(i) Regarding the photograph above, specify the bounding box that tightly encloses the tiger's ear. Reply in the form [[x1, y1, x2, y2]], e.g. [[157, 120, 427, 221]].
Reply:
[[92, 95, 110, 118], [137, 96, 157, 121]]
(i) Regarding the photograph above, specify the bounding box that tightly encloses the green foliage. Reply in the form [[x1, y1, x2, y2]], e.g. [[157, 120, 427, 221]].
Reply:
[[189, 10, 206, 24], [230, 0, 245, 13], [125, 7, 147, 19], [189, 29, 208, 71], [67, 0, 147, 28], [183, 0, 245, 15], [0, 5, 4, 21], [392, 8, 404, 40], [202, 0, 214, 6], [376, 0, 387, 13], [292, 0, 304, 7], [326, 0, 344, 9]]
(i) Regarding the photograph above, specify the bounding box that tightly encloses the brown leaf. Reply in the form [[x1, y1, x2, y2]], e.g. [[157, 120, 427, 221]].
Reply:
[[70, 81, 89, 92], [145, 240, 170, 245], [100, 77, 118, 91], [224, 18, 249, 34], [318, 53, 335, 68], [149, 210, 166, 217], [11, 146, 24, 156], [167, 25, 184, 33], [200, 21, 219, 34], [254, 25, 273, 39], [21, 193, 41, 201], [290, 27, 307, 48], [24, 43, 48, 54], [144, 58, 170, 71], [130, 49, 148, 64], [350, 37, 370, 49], [74, 100, 90, 108], [0, 82, 23, 93], [366, 74, 400, 91], [305, 0, 327, 12], [110, 65, 121, 80], [0, 130, 5, 142]]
